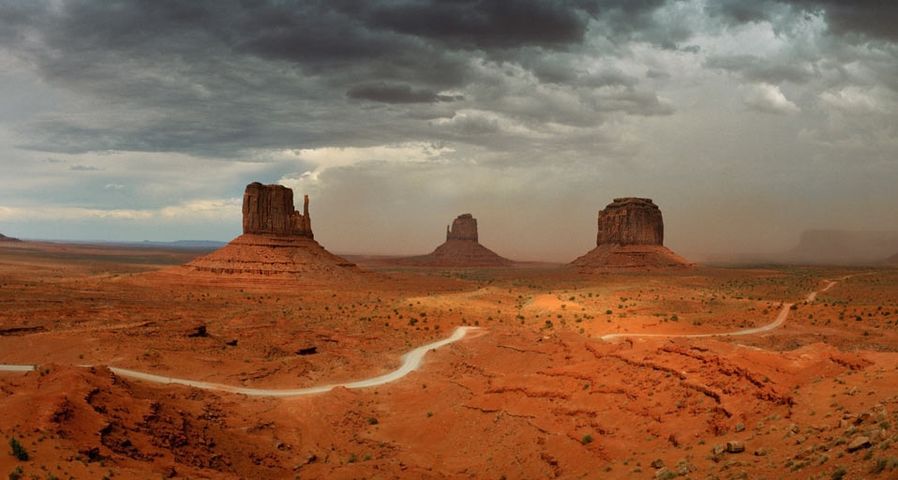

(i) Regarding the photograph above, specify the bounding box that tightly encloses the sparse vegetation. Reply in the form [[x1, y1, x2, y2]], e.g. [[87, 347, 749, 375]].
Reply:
[[8, 438, 28, 461], [7, 466, 23, 480], [831, 466, 847, 480]]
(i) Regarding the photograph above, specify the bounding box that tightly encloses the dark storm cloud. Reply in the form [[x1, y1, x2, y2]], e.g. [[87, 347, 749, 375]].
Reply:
[[709, 0, 898, 43], [347, 0, 589, 49], [0, 0, 677, 158], [705, 0, 779, 24], [786, 1, 898, 42]]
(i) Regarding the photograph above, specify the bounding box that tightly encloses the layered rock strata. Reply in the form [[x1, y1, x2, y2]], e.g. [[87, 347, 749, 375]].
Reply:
[[242, 182, 312, 238], [573, 197, 689, 269], [597, 198, 663, 246], [185, 183, 356, 277]]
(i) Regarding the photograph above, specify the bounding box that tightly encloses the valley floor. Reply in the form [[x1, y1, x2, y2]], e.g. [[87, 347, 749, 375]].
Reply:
[[1, 241, 898, 479]]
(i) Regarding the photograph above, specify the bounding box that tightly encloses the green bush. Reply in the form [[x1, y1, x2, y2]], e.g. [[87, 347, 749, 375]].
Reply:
[[8, 438, 28, 461]]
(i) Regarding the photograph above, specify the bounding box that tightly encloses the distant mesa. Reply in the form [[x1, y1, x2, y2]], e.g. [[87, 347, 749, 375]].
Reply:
[[397, 213, 513, 267], [572, 197, 690, 269], [886, 252, 898, 266], [185, 182, 357, 277], [785, 230, 898, 266], [0, 233, 20, 242]]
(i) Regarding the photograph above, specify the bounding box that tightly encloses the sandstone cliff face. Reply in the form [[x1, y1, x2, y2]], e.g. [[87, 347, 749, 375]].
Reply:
[[446, 214, 478, 242], [242, 182, 312, 238], [184, 182, 358, 278], [597, 197, 663, 246]]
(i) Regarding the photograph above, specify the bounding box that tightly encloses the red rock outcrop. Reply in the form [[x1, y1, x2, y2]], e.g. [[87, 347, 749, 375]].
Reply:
[[597, 198, 663, 246], [398, 214, 512, 267], [242, 182, 312, 238], [446, 214, 478, 242], [184, 183, 356, 278], [573, 197, 689, 269]]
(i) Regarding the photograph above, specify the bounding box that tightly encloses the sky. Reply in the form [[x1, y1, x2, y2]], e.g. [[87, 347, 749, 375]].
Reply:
[[0, 0, 896, 262]]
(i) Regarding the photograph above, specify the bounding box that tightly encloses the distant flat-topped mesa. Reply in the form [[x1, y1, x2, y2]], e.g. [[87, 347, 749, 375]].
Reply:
[[398, 213, 512, 267], [446, 213, 478, 242], [243, 182, 312, 238], [573, 197, 689, 269], [184, 182, 357, 278], [598, 197, 663, 246]]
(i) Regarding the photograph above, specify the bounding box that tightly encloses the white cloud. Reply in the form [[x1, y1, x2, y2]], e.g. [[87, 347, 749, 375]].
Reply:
[[820, 86, 893, 114], [742, 83, 800, 114], [0, 198, 240, 222], [277, 142, 455, 190]]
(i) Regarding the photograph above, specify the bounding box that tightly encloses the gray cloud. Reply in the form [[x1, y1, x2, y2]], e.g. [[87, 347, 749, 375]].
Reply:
[[69, 164, 101, 171], [0, 0, 680, 159], [0, 0, 896, 260], [705, 54, 817, 84], [347, 83, 462, 104], [709, 0, 898, 43]]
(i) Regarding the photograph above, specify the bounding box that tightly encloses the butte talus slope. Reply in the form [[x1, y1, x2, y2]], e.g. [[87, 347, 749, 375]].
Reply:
[[0, 233, 21, 242], [184, 182, 357, 277], [572, 197, 690, 269], [398, 214, 513, 267]]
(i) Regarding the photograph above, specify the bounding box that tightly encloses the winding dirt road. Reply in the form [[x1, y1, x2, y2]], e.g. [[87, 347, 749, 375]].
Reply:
[[0, 275, 858, 396], [600, 278, 843, 341], [0, 326, 479, 398]]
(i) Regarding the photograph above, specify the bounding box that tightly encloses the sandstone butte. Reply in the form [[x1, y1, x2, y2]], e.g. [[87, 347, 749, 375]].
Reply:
[[571, 197, 690, 269], [397, 213, 513, 267], [184, 182, 356, 277], [0, 233, 20, 242]]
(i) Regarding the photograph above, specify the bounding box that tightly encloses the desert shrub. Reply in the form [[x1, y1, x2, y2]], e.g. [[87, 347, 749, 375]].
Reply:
[[8, 466, 23, 480], [8, 438, 27, 461], [581, 434, 593, 445], [830, 466, 846, 480]]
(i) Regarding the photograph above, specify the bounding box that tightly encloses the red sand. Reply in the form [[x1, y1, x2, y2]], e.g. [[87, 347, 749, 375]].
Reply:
[[1, 241, 898, 479]]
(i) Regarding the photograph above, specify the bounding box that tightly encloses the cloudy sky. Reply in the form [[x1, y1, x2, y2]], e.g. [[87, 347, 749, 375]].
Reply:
[[0, 0, 896, 261]]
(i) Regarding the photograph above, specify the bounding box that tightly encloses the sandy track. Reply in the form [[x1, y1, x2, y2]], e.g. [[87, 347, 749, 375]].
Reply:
[[600, 277, 845, 341], [0, 326, 478, 397]]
